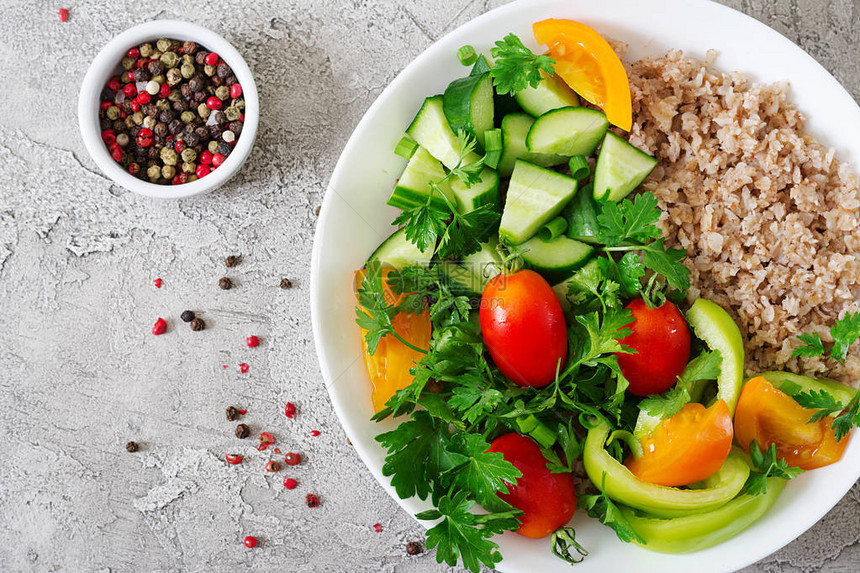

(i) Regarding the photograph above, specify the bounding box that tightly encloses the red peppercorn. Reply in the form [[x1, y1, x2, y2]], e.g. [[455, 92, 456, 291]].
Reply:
[[125, 70, 135, 82], [152, 317, 167, 335], [246, 335, 259, 348], [137, 130, 154, 148], [137, 91, 151, 105], [159, 83, 171, 98], [283, 477, 298, 490], [205, 52, 219, 66], [195, 164, 210, 178], [239, 363, 249, 374], [58, 7, 69, 22], [200, 150, 214, 165], [305, 494, 320, 508], [128, 46, 140, 59], [174, 140, 186, 153], [122, 83, 137, 98], [100, 101, 112, 111], [239, 113, 245, 122], [212, 153, 226, 168], [284, 403, 296, 419], [128, 163, 140, 175], [373, 523, 382, 533], [266, 461, 281, 473], [238, 409, 247, 415], [225, 454, 243, 465], [153, 278, 162, 288], [101, 129, 115, 144], [259, 432, 275, 451], [243, 536, 257, 548], [111, 147, 123, 162], [108, 79, 121, 92], [171, 174, 183, 185], [206, 96, 223, 111], [310, 430, 320, 437], [230, 83, 243, 99], [284, 452, 301, 466], [120, 110, 127, 119]]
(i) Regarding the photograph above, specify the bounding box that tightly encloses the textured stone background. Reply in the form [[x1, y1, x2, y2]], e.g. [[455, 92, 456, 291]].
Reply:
[[0, 0, 857, 571]]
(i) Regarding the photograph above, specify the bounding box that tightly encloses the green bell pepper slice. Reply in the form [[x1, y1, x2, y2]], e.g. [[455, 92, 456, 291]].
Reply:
[[618, 477, 786, 553], [583, 420, 750, 518], [635, 298, 746, 439], [756, 371, 856, 405]]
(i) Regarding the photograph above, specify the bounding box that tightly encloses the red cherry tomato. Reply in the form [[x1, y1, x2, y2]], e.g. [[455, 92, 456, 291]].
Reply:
[[488, 433, 576, 539], [480, 270, 567, 388], [616, 299, 690, 396]]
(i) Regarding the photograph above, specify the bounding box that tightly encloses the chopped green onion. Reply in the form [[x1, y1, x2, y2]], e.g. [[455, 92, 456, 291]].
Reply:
[[539, 217, 568, 241], [457, 45, 478, 67], [394, 136, 419, 159], [568, 155, 590, 180], [482, 128, 503, 169], [516, 414, 556, 449]]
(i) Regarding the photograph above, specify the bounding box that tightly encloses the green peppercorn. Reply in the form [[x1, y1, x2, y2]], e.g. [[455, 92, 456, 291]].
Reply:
[[160, 51, 179, 68], [180, 63, 195, 79], [203, 64, 216, 77], [180, 111, 196, 124], [125, 116, 136, 129], [147, 165, 161, 180], [161, 165, 176, 179], [150, 50, 163, 61], [116, 133, 130, 147], [132, 111, 144, 125], [215, 86, 230, 101], [222, 130, 236, 143], [180, 148, 197, 162], [187, 174, 199, 182], [160, 147, 178, 166], [121, 57, 135, 70], [197, 103, 211, 119], [208, 141, 219, 154], [156, 99, 171, 112], [232, 98, 245, 110], [140, 43, 153, 57], [143, 116, 156, 130], [224, 106, 241, 122], [145, 80, 160, 95], [181, 161, 195, 174], [152, 74, 166, 85], [106, 106, 121, 120], [168, 89, 183, 102], [156, 38, 171, 53], [166, 68, 182, 86]]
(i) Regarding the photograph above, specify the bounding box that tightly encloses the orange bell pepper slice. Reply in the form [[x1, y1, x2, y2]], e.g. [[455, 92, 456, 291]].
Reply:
[[533, 18, 633, 131], [626, 400, 734, 487], [354, 269, 431, 412], [734, 376, 848, 470]]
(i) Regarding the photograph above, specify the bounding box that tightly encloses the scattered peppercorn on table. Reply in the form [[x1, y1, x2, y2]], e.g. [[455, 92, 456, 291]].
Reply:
[[0, 1, 858, 572]]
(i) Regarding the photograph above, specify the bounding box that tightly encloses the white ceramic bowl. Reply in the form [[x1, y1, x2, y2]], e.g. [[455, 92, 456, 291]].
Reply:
[[78, 20, 259, 199], [311, 1, 860, 571]]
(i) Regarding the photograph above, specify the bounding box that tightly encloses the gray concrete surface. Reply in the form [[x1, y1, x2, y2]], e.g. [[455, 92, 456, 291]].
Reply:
[[0, 0, 857, 571]]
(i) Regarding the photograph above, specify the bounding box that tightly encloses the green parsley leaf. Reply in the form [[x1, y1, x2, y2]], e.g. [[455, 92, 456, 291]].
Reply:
[[792, 332, 825, 358], [449, 130, 485, 186], [449, 385, 504, 425], [543, 419, 583, 474], [417, 491, 520, 573], [605, 252, 645, 298], [443, 432, 522, 510], [574, 308, 635, 362], [578, 475, 645, 544], [436, 203, 500, 260], [639, 239, 690, 291], [596, 193, 662, 245], [829, 312, 860, 363], [637, 386, 691, 420], [375, 411, 445, 500], [744, 440, 803, 496], [392, 202, 447, 253], [793, 388, 860, 442], [680, 349, 723, 385], [489, 33, 555, 96]]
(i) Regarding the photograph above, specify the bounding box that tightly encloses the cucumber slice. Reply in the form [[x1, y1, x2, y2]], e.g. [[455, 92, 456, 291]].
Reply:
[[593, 131, 658, 201], [497, 113, 567, 177], [526, 107, 609, 157], [517, 235, 594, 284], [368, 228, 432, 269], [563, 182, 601, 244], [515, 73, 581, 117], [499, 160, 579, 245], [387, 146, 455, 211], [406, 96, 480, 170], [463, 238, 502, 289], [443, 73, 494, 147], [439, 261, 483, 297], [470, 55, 491, 76], [450, 166, 500, 213]]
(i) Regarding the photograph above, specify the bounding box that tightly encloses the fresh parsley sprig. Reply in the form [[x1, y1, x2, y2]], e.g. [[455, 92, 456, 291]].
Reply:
[[793, 312, 860, 363], [637, 350, 722, 420], [744, 440, 803, 496], [578, 474, 645, 544], [489, 33, 555, 95]]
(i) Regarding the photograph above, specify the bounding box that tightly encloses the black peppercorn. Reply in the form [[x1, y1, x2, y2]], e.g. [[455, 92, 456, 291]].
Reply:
[[235, 423, 250, 439], [143, 103, 158, 117], [133, 68, 150, 82], [180, 310, 195, 322], [188, 75, 204, 92], [225, 406, 239, 421], [101, 88, 117, 101], [193, 90, 207, 103], [195, 51, 208, 65], [195, 126, 210, 140], [218, 142, 232, 156], [225, 75, 237, 86], [147, 60, 164, 76], [159, 110, 175, 123], [153, 123, 168, 138], [190, 317, 205, 331], [225, 255, 239, 268], [172, 99, 189, 112], [125, 441, 139, 453], [405, 541, 423, 556], [211, 75, 224, 87], [219, 277, 233, 290], [280, 278, 293, 289], [213, 111, 226, 124], [217, 63, 231, 79], [182, 40, 197, 54], [208, 125, 222, 139], [228, 121, 242, 135], [168, 119, 183, 135]]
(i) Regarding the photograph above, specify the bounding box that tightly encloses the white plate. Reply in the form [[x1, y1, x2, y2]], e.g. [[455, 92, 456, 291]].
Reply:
[[311, 1, 860, 571]]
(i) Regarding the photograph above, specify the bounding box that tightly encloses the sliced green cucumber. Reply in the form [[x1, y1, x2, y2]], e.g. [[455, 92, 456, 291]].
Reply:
[[526, 107, 609, 157], [443, 73, 494, 147], [499, 160, 579, 245], [497, 113, 566, 177], [463, 238, 502, 290], [368, 227, 432, 269], [515, 73, 580, 117], [439, 261, 483, 297], [563, 182, 601, 244], [406, 95, 480, 170], [517, 235, 594, 284], [450, 166, 500, 213], [387, 146, 455, 211], [470, 55, 491, 76], [593, 131, 658, 202]]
